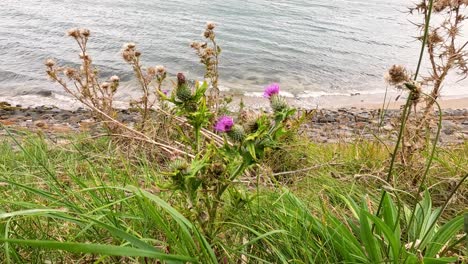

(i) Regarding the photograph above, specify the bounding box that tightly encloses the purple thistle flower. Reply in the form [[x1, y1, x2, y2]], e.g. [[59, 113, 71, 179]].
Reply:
[[263, 83, 280, 98], [162, 89, 170, 96], [214, 116, 234, 132]]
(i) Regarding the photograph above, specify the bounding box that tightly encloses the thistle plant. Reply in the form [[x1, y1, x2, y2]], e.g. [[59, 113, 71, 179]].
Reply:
[[122, 43, 168, 130], [386, 0, 468, 171], [191, 22, 221, 110], [161, 83, 295, 243], [45, 28, 120, 132]]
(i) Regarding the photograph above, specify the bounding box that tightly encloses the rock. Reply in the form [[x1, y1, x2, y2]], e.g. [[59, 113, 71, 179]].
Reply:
[[382, 124, 394, 131], [454, 132, 465, 139], [36, 90, 53, 97], [441, 120, 459, 135], [0, 119, 16, 126], [50, 124, 73, 133], [34, 120, 48, 129]]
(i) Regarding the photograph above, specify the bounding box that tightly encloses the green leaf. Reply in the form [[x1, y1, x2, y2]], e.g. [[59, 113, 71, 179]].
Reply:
[[359, 197, 383, 263], [363, 211, 401, 263], [0, 239, 194, 262], [0, 209, 67, 219], [425, 214, 464, 257]]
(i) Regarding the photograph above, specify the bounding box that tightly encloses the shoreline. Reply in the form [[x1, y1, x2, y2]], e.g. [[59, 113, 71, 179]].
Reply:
[[1, 91, 468, 111], [1, 94, 467, 145]]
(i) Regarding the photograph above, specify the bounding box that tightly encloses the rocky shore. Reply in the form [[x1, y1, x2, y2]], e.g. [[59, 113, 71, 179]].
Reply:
[[1, 103, 467, 145]]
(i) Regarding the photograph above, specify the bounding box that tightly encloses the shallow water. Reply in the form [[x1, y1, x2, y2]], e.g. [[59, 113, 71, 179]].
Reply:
[[1, 0, 467, 107]]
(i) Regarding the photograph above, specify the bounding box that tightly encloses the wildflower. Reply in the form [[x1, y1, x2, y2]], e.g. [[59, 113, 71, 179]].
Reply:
[[263, 83, 280, 98], [45, 59, 56, 68], [214, 116, 234, 132], [162, 89, 170, 96]]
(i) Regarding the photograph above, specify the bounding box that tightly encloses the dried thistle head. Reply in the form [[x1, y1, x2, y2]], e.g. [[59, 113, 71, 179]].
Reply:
[[124, 42, 136, 49], [385, 65, 411, 86], [45, 59, 56, 68], [67, 28, 81, 38], [63, 67, 80, 81], [428, 30, 444, 44], [110, 75, 120, 82], [155, 65, 166, 75], [101, 82, 110, 90], [206, 21, 216, 30], [79, 28, 90, 37], [203, 21, 216, 40]]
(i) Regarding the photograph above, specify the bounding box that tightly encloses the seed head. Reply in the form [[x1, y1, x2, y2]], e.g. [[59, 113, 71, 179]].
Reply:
[[79, 52, 90, 60], [385, 65, 410, 86], [191, 41, 201, 49], [45, 59, 56, 68], [63, 67, 77, 79], [79, 28, 90, 37], [147, 67, 157, 76], [122, 49, 133, 62], [110, 75, 120, 82], [206, 21, 216, 30], [101, 82, 110, 89], [155, 65, 166, 74], [124, 42, 136, 49], [204, 47, 215, 56], [67, 28, 80, 38]]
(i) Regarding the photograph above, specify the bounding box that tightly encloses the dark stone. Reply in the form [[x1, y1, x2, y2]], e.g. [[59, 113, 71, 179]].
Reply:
[[36, 90, 53, 97]]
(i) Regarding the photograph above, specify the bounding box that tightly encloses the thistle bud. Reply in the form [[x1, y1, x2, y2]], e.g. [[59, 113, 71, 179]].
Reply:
[[177, 73, 186, 86], [169, 158, 190, 174], [243, 115, 260, 134], [176, 73, 191, 102], [227, 124, 246, 142], [270, 94, 288, 113]]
